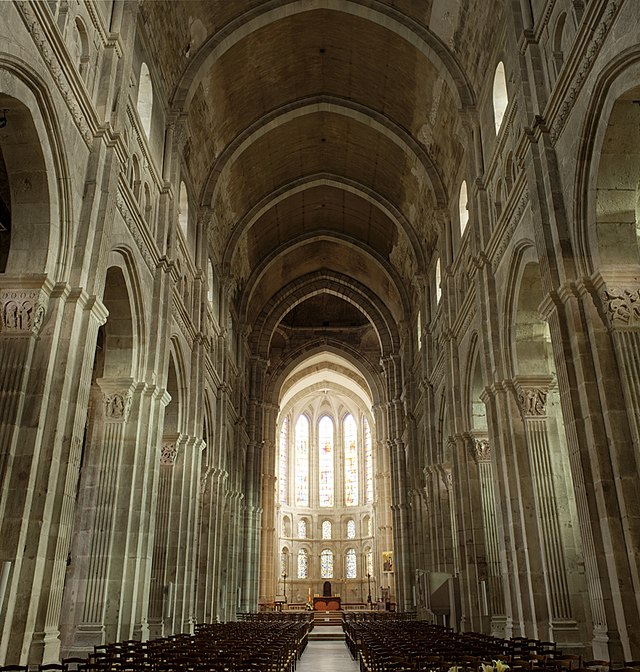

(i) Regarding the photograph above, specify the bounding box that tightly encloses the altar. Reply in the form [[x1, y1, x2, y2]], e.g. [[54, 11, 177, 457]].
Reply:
[[313, 595, 341, 611]]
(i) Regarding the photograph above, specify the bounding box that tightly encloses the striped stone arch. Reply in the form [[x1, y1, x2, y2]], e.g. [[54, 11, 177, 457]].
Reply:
[[170, 0, 475, 114], [250, 271, 400, 360]]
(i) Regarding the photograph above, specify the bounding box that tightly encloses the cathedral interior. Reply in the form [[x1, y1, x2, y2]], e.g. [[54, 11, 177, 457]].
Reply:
[[1, 0, 640, 666]]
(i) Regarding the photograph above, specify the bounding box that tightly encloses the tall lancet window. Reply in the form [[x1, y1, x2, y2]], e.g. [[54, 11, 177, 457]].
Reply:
[[321, 549, 334, 579], [366, 549, 374, 576], [298, 549, 308, 579], [295, 415, 309, 506], [364, 417, 373, 504], [318, 416, 334, 507], [344, 414, 358, 506], [346, 549, 357, 579], [279, 416, 289, 503]]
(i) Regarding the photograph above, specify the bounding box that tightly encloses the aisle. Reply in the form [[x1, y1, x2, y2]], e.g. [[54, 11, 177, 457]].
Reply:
[[297, 639, 360, 672]]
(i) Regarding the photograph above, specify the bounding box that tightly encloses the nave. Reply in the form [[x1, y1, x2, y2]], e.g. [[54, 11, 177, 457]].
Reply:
[[4, 614, 640, 672]]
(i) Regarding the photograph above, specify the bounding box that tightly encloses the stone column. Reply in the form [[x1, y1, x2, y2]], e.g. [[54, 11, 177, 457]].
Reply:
[[470, 435, 506, 636], [599, 286, 640, 453], [148, 433, 202, 637], [545, 275, 640, 661], [70, 379, 136, 649], [452, 433, 490, 633], [259, 403, 278, 607], [514, 376, 580, 646], [0, 283, 109, 665], [148, 436, 180, 637]]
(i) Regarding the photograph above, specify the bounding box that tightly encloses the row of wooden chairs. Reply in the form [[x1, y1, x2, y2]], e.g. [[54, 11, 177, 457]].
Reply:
[[0, 620, 310, 672], [344, 621, 561, 672], [344, 620, 640, 672]]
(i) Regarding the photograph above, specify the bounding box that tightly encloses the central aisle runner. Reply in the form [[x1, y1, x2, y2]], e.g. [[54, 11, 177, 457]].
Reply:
[[297, 639, 360, 672]]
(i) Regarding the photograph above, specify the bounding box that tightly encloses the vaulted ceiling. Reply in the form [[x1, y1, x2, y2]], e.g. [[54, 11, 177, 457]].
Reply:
[[139, 0, 502, 381]]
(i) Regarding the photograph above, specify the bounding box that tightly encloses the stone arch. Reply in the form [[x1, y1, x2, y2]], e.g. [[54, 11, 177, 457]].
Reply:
[[72, 15, 90, 83], [551, 12, 568, 82], [107, 246, 147, 374], [574, 46, 640, 275], [166, 338, 188, 435], [143, 182, 153, 228], [502, 239, 537, 379], [130, 154, 141, 201], [266, 341, 385, 408], [170, 0, 475, 116], [100, 264, 137, 379], [0, 61, 71, 277], [202, 96, 447, 210], [468, 335, 488, 433], [251, 271, 399, 359], [239, 232, 411, 324], [225, 172, 425, 273]]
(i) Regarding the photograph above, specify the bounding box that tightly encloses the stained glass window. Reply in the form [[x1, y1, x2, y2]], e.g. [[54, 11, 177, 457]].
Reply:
[[279, 416, 289, 504], [366, 549, 373, 576], [297, 548, 308, 579], [322, 520, 332, 540], [321, 549, 333, 579], [346, 549, 357, 579], [318, 416, 334, 507], [344, 414, 358, 506], [298, 519, 307, 538], [281, 548, 289, 576], [367, 517, 373, 537], [364, 417, 373, 504], [347, 519, 356, 539], [295, 415, 309, 506]]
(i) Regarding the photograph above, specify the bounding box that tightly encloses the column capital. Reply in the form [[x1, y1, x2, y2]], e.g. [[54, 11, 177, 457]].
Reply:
[[96, 377, 137, 423], [513, 375, 554, 418], [0, 285, 49, 338]]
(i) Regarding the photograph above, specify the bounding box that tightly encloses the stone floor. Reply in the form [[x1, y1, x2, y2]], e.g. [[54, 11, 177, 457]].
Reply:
[[298, 639, 359, 671]]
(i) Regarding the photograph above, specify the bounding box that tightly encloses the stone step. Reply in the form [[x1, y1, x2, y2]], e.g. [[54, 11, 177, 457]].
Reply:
[[309, 631, 345, 641]]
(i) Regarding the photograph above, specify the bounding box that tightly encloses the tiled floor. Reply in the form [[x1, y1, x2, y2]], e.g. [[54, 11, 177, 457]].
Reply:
[[298, 640, 360, 671]]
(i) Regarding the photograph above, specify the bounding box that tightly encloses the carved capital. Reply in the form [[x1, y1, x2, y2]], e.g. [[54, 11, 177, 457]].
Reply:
[[104, 391, 132, 422], [437, 464, 453, 491], [472, 438, 491, 462], [161, 442, 178, 465], [517, 387, 547, 417], [0, 290, 47, 337], [601, 288, 640, 328]]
